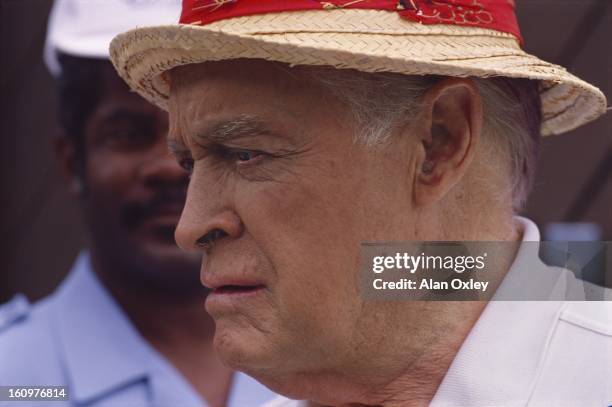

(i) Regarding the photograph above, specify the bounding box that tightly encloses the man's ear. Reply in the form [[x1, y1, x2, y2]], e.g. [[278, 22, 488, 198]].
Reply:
[[412, 78, 483, 207], [53, 130, 84, 196]]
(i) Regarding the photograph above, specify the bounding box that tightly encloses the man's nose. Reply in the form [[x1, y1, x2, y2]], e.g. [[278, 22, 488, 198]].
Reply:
[[175, 178, 244, 252], [140, 143, 188, 187]]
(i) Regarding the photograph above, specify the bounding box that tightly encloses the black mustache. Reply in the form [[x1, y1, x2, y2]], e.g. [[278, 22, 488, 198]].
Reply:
[[120, 188, 186, 229]]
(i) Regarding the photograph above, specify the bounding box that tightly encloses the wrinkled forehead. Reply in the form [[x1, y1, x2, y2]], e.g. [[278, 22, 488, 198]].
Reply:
[[166, 59, 352, 142], [168, 59, 322, 104], [171, 61, 294, 118]]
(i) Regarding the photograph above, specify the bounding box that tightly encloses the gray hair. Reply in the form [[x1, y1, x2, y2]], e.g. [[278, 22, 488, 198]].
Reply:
[[309, 69, 542, 211]]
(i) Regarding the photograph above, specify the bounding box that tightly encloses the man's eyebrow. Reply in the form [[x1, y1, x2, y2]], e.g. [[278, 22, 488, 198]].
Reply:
[[168, 115, 283, 154], [195, 115, 281, 144]]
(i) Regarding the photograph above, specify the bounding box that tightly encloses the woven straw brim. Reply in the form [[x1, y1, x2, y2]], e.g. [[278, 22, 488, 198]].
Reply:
[[109, 9, 607, 136]]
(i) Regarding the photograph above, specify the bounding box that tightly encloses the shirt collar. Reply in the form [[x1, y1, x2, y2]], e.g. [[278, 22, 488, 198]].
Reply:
[[430, 216, 567, 406], [51, 252, 155, 404]]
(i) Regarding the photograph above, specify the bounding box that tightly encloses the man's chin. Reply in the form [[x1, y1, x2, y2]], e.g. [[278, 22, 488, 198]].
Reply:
[[212, 319, 278, 372], [110, 234, 204, 295], [212, 326, 327, 402]]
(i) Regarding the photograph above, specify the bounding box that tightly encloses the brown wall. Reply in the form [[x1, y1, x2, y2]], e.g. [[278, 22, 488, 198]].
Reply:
[[1, 0, 86, 303], [518, 1, 612, 238], [1, 0, 610, 303]]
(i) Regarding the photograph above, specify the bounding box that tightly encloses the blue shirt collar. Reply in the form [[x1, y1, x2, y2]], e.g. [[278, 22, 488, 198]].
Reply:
[[51, 252, 186, 404]]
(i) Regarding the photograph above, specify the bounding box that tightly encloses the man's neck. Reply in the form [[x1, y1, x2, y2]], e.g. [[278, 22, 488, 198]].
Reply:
[[297, 300, 487, 407], [88, 252, 233, 407], [367, 216, 522, 406], [305, 216, 523, 406], [123, 295, 233, 407], [371, 302, 487, 407]]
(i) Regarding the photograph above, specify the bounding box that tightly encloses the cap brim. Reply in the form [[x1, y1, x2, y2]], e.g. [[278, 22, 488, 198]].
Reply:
[[110, 9, 607, 136]]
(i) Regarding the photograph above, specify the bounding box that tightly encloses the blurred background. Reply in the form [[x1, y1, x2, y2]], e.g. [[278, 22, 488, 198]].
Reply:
[[1, 0, 611, 303]]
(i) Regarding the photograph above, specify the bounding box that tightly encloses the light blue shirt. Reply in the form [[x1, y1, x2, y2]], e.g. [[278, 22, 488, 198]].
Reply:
[[0, 253, 276, 407]]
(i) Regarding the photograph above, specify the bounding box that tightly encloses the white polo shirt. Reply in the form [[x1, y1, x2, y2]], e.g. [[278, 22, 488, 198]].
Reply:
[[264, 217, 612, 406]]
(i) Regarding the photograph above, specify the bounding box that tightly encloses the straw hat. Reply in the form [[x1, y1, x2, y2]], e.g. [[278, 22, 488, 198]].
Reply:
[[109, 0, 607, 136]]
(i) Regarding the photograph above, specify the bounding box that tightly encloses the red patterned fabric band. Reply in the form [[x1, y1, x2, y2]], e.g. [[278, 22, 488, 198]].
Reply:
[[180, 0, 523, 46]]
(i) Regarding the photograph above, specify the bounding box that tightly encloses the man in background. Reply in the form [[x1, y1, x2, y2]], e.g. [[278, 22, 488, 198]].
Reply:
[[0, 1, 276, 406]]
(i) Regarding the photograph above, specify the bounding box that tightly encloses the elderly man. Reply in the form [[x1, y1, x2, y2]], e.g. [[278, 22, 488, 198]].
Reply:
[[0, 1, 276, 406], [109, 1, 611, 406]]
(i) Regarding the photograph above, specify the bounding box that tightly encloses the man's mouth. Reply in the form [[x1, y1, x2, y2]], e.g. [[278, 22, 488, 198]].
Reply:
[[122, 204, 183, 245], [213, 284, 266, 295], [148, 202, 184, 216], [205, 278, 267, 314], [204, 275, 267, 298], [144, 202, 184, 224], [121, 192, 186, 231]]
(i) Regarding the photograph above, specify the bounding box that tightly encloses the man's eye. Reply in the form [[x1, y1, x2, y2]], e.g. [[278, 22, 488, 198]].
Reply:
[[179, 157, 194, 172], [103, 127, 156, 150], [235, 150, 261, 162]]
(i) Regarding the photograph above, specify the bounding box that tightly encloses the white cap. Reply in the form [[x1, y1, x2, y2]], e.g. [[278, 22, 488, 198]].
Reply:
[[44, 0, 181, 76]]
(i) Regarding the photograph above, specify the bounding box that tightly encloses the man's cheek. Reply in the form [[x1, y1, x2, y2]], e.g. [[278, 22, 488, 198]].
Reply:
[[277, 264, 355, 325], [88, 151, 138, 184], [239, 175, 327, 222]]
